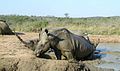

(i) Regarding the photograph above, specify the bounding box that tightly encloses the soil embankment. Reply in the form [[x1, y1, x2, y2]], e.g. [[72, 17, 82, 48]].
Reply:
[[0, 33, 117, 71], [89, 35, 120, 43]]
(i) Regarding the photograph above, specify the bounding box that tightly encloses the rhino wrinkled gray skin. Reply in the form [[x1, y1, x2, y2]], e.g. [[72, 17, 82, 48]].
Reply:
[[34, 28, 99, 60]]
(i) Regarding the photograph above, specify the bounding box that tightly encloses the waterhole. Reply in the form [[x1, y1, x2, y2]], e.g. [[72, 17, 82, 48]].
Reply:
[[96, 43, 120, 71]]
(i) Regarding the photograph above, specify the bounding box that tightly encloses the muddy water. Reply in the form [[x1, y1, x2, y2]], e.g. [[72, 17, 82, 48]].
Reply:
[[96, 43, 120, 71]]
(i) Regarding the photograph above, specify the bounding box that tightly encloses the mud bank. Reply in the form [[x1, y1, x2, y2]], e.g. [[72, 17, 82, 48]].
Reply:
[[0, 33, 118, 71], [0, 57, 114, 71], [89, 35, 120, 43]]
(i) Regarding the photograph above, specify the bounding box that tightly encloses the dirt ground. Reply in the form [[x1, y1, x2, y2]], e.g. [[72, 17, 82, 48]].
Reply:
[[0, 32, 117, 71], [89, 35, 120, 43]]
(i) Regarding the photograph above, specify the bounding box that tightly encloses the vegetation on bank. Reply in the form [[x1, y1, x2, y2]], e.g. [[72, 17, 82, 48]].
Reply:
[[0, 15, 120, 35]]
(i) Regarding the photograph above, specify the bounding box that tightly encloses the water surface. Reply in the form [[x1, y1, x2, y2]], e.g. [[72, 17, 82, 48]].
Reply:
[[96, 43, 120, 71]]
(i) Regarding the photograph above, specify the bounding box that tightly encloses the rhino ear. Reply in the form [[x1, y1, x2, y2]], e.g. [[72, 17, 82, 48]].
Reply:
[[45, 29, 48, 34], [39, 28, 42, 32]]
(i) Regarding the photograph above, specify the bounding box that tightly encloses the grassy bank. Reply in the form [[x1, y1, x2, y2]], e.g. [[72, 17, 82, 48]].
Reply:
[[0, 15, 120, 35]]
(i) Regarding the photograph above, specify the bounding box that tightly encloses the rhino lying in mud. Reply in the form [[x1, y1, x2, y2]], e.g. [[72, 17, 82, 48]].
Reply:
[[34, 28, 99, 60], [0, 20, 14, 35]]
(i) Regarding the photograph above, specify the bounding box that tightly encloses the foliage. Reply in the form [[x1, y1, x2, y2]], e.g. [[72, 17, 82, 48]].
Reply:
[[0, 15, 120, 35], [0, 15, 48, 32]]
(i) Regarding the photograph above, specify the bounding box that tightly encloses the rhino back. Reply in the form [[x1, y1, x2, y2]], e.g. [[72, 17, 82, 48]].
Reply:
[[54, 29, 74, 51], [53, 28, 95, 59], [71, 34, 95, 59]]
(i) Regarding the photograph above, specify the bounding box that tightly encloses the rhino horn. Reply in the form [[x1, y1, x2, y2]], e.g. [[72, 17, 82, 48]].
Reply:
[[14, 31, 27, 45]]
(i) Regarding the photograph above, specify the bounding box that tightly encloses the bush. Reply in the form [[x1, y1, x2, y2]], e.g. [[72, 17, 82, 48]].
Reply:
[[15, 21, 48, 32], [0, 15, 120, 35]]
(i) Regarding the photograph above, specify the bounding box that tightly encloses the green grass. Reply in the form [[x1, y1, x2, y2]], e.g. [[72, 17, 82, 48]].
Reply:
[[47, 23, 120, 35], [0, 15, 120, 35], [14, 21, 48, 32]]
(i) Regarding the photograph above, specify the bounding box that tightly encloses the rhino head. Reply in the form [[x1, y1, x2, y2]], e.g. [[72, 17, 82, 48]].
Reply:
[[34, 29, 50, 57], [34, 29, 61, 57]]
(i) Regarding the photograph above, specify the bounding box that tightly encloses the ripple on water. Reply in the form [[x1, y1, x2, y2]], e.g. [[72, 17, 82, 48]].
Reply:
[[96, 43, 120, 71], [97, 63, 120, 71]]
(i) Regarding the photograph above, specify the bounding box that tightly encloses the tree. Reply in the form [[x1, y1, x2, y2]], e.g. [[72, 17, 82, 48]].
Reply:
[[64, 13, 69, 18]]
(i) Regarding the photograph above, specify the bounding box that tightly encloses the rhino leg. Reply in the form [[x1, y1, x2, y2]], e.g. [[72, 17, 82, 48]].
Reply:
[[54, 48, 74, 60], [62, 51, 78, 63], [62, 51, 75, 60], [54, 49, 62, 60], [61, 51, 68, 60]]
